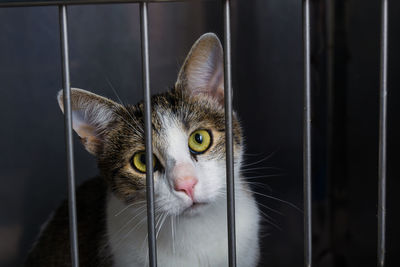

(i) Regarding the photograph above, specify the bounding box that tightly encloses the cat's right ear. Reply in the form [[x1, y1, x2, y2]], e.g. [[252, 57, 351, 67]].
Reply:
[[175, 33, 224, 104], [57, 88, 121, 155]]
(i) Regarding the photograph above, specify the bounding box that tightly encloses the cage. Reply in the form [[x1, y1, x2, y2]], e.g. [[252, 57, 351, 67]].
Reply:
[[0, 0, 399, 266]]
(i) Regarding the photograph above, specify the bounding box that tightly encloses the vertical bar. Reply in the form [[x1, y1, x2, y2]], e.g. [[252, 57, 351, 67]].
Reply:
[[378, 0, 388, 266], [140, 2, 157, 267], [325, 0, 335, 260], [58, 5, 79, 267], [303, 1, 312, 267], [223, 0, 236, 266]]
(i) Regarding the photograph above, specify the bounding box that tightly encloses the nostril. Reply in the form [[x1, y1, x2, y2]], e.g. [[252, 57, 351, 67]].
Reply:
[[174, 176, 198, 200]]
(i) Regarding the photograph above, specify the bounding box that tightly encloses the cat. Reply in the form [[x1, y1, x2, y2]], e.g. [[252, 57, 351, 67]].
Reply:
[[26, 33, 260, 267]]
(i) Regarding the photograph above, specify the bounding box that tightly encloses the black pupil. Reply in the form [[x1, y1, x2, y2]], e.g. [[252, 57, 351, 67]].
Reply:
[[140, 153, 146, 165], [195, 133, 203, 144]]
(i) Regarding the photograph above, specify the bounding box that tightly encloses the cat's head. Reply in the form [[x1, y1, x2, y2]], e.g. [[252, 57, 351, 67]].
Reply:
[[58, 33, 243, 216]]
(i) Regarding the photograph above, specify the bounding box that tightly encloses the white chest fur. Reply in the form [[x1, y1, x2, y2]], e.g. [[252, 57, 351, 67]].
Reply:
[[106, 187, 260, 267]]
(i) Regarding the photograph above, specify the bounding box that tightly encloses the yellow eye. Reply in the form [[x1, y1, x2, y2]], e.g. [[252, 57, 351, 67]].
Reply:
[[188, 129, 212, 154], [132, 152, 156, 173]]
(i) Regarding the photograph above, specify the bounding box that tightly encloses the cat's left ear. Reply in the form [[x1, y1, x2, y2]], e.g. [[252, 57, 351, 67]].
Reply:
[[175, 33, 224, 104], [57, 88, 121, 155]]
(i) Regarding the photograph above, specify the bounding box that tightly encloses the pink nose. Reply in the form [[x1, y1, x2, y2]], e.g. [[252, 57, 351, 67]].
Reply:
[[174, 176, 198, 200]]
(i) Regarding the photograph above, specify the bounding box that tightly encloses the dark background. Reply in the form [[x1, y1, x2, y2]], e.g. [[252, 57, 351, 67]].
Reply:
[[0, 0, 399, 266]]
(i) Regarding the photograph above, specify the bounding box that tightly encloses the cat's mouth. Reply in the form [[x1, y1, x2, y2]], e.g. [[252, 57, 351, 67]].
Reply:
[[182, 201, 208, 215], [192, 202, 207, 208]]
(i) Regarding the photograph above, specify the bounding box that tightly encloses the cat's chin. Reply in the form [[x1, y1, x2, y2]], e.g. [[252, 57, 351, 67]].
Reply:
[[180, 202, 209, 216]]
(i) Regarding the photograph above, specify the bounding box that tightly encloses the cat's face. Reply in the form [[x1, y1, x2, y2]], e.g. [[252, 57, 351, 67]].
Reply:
[[58, 33, 242, 216]]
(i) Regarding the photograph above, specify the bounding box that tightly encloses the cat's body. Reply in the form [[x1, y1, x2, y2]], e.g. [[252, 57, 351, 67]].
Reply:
[[26, 33, 260, 267], [108, 181, 259, 267]]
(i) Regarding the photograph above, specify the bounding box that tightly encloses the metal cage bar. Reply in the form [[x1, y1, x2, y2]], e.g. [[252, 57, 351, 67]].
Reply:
[[0, 0, 185, 8], [140, 2, 157, 266], [303, 0, 312, 267], [378, 0, 388, 266], [58, 5, 79, 267], [223, 0, 236, 266]]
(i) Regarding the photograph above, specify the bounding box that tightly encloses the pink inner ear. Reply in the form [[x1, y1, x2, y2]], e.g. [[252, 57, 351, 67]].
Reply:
[[71, 111, 96, 139], [176, 33, 225, 103], [208, 63, 224, 92], [188, 48, 224, 100], [76, 124, 97, 139]]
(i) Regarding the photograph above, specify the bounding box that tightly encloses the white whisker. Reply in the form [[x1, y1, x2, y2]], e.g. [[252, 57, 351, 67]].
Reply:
[[242, 151, 278, 168], [241, 188, 302, 212], [114, 200, 147, 217], [244, 174, 285, 180]]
